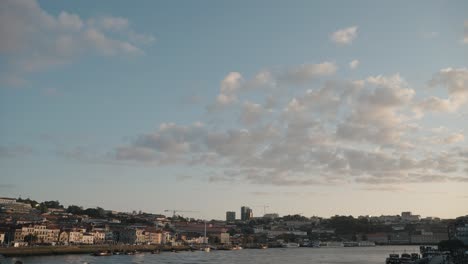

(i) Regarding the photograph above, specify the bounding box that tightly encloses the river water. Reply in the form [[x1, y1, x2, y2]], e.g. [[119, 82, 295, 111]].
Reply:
[[4, 246, 420, 264]]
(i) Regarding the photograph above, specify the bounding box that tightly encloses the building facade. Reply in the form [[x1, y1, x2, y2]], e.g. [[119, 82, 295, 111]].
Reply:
[[226, 211, 236, 222], [241, 206, 253, 221]]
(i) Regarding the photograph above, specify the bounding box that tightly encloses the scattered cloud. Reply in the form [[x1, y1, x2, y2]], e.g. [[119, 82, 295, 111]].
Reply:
[[416, 68, 468, 114], [113, 65, 468, 187], [330, 26, 358, 45], [443, 133, 465, 144], [280, 62, 337, 84], [209, 62, 336, 111], [0, 0, 154, 86], [349, 59, 360, 70]]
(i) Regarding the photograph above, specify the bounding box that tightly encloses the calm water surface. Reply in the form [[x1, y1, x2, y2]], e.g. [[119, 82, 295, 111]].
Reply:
[[4, 246, 420, 264]]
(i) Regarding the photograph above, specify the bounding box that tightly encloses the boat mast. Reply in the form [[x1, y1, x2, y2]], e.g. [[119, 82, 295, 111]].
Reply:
[[204, 220, 207, 244]]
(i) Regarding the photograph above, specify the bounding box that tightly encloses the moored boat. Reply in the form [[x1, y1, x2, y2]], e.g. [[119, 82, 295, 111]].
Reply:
[[358, 241, 375, 247], [281, 242, 300, 248], [93, 250, 111, 256]]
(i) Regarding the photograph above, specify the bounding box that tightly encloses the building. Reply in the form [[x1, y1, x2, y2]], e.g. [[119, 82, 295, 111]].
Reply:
[[455, 224, 468, 246], [119, 228, 148, 244], [58, 231, 69, 244], [217, 233, 231, 244], [0, 197, 17, 205], [68, 231, 84, 244], [226, 211, 236, 222], [13, 225, 60, 244], [0, 232, 5, 245], [263, 213, 280, 219], [92, 231, 106, 244], [0, 202, 32, 214], [389, 232, 410, 244], [81, 234, 94, 244], [241, 206, 253, 221], [410, 232, 448, 244], [367, 233, 389, 244], [147, 230, 162, 244], [401, 212, 420, 222]]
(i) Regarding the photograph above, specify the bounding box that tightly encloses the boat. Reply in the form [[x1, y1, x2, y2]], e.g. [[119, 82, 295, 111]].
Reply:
[[93, 250, 111, 256], [319, 241, 344, 247], [358, 241, 375, 247], [203, 247, 211, 252], [232, 245, 243, 250], [151, 249, 160, 254], [281, 242, 300, 248], [201, 220, 210, 252], [399, 253, 412, 264], [343, 241, 359, 247], [259, 244, 268, 249], [385, 253, 400, 264]]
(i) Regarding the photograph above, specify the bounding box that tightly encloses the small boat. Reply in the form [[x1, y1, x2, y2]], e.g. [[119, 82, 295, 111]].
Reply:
[[319, 242, 344, 248], [151, 249, 160, 254], [358, 241, 375, 247], [343, 241, 359, 247], [231, 245, 243, 250], [203, 247, 211, 252], [93, 250, 111, 256], [399, 253, 412, 264], [202, 220, 210, 252], [259, 244, 268, 249], [385, 254, 400, 264], [281, 242, 300, 248], [125, 250, 137, 255]]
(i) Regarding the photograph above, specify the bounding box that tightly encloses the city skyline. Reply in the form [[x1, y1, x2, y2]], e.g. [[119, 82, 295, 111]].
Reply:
[[1, 0, 468, 220]]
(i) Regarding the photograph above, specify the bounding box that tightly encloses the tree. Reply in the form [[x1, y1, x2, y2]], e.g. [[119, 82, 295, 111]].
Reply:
[[67, 205, 84, 215], [24, 234, 38, 245], [438, 239, 464, 253], [43, 200, 63, 209], [37, 203, 48, 214]]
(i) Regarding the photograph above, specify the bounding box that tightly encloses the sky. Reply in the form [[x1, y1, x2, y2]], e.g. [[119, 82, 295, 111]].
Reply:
[[0, 0, 467, 220]]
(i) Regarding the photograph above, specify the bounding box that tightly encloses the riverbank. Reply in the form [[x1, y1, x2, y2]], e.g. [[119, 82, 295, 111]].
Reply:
[[0, 245, 190, 257]]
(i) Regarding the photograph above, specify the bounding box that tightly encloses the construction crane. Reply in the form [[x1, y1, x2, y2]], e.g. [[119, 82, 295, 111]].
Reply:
[[164, 209, 198, 218], [254, 205, 270, 216]]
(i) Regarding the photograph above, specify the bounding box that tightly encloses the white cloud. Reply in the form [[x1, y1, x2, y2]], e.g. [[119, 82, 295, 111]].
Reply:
[[281, 62, 337, 83], [444, 133, 465, 144], [211, 62, 336, 109], [96, 16, 129, 31], [0, 0, 154, 85], [416, 68, 468, 114], [114, 67, 468, 186], [239, 101, 267, 126], [349, 59, 360, 69], [220, 72, 243, 95], [330, 26, 358, 45]]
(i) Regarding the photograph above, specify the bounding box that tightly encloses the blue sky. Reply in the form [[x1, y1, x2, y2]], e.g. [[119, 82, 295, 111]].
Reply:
[[1, 0, 467, 219]]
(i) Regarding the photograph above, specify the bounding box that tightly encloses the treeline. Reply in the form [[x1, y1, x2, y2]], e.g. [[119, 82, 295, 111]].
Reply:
[[16, 197, 108, 218], [323, 215, 393, 235]]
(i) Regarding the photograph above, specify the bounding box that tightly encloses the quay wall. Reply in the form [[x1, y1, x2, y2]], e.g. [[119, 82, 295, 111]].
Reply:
[[0, 244, 189, 257]]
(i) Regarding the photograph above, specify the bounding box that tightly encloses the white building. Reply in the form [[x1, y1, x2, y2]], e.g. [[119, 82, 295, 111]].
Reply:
[[81, 234, 94, 244]]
